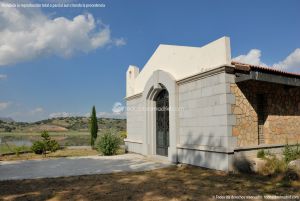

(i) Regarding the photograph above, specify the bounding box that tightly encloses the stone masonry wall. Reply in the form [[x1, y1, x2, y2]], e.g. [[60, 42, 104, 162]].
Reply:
[[178, 72, 236, 149], [231, 81, 300, 147], [126, 96, 145, 142]]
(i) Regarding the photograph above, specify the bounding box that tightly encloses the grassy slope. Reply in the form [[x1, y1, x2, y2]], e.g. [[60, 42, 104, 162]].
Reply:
[[0, 148, 99, 161], [0, 117, 126, 133], [0, 131, 89, 136], [0, 144, 31, 154], [0, 117, 126, 154], [0, 132, 91, 154]]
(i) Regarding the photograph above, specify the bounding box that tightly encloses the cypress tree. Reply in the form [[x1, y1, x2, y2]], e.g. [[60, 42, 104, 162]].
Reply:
[[90, 106, 98, 148]]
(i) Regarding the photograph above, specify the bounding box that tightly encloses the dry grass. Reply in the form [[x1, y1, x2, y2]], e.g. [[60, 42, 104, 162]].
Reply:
[[259, 156, 288, 176], [0, 165, 299, 201], [0, 148, 99, 161]]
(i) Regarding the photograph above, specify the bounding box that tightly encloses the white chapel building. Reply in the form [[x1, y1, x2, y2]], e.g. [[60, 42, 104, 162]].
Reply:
[[124, 37, 300, 171]]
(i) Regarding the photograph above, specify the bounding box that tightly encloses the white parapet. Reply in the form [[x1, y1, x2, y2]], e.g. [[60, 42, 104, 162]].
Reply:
[[126, 36, 232, 98], [126, 65, 140, 97]]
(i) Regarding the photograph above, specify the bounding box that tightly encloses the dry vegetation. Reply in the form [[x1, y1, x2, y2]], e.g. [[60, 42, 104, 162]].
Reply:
[[0, 148, 99, 161], [0, 165, 299, 201], [0, 117, 126, 132]]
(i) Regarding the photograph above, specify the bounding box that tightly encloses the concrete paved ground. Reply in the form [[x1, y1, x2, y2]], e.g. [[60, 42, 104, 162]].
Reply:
[[0, 154, 172, 181]]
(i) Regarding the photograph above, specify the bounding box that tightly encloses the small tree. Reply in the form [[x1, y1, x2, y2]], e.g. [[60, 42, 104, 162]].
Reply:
[[89, 106, 98, 148], [41, 130, 50, 156], [31, 131, 60, 156]]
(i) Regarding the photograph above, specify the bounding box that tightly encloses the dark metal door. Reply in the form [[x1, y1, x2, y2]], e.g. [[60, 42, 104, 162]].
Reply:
[[156, 90, 169, 156], [257, 94, 266, 144]]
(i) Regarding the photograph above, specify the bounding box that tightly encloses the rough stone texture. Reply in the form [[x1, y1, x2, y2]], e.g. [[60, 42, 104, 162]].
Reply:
[[231, 81, 300, 147], [287, 159, 300, 180], [288, 159, 300, 172]]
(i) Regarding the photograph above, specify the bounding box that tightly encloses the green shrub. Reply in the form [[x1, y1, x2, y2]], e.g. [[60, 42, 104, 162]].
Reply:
[[96, 129, 121, 155], [41, 130, 50, 141], [283, 143, 300, 163], [257, 149, 266, 158], [119, 131, 127, 139], [13, 145, 30, 156], [257, 149, 273, 159], [31, 141, 46, 154], [48, 140, 60, 152], [64, 142, 70, 147], [31, 131, 60, 155], [14, 147, 22, 157]]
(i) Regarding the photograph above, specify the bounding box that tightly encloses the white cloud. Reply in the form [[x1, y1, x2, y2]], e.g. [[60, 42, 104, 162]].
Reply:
[[233, 49, 267, 67], [0, 74, 7, 79], [0, 5, 124, 66], [83, 102, 126, 119], [48, 111, 125, 119], [273, 49, 300, 72], [112, 102, 125, 114], [39, 0, 78, 2], [49, 112, 72, 118], [30, 107, 44, 115], [97, 112, 126, 119], [233, 48, 300, 72], [114, 38, 126, 46], [0, 102, 10, 110]]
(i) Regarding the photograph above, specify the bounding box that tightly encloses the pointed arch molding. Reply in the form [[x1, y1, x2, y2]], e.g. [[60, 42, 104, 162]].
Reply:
[[142, 70, 178, 162]]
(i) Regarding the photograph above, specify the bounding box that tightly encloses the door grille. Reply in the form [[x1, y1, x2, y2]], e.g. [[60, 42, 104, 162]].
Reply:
[[257, 94, 266, 145], [156, 89, 169, 156]]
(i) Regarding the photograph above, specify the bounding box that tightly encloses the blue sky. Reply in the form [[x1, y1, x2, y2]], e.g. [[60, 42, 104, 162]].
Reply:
[[0, 0, 299, 122]]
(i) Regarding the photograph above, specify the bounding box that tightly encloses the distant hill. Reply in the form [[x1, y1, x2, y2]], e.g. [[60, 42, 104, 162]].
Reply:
[[0, 117, 15, 123], [0, 117, 126, 133]]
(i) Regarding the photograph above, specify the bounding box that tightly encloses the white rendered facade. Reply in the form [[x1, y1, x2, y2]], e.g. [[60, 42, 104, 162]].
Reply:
[[125, 37, 237, 171]]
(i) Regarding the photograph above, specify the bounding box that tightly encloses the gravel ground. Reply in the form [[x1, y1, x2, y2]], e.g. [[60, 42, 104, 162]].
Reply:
[[0, 153, 172, 181]]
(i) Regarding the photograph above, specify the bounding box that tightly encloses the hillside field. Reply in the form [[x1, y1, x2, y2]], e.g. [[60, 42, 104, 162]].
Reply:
[[0, 117, 126, 133], [0, 117, 126, 154]]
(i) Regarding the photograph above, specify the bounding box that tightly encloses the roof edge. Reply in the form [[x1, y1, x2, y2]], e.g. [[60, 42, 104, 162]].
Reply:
[[231, 61, 300, 78]]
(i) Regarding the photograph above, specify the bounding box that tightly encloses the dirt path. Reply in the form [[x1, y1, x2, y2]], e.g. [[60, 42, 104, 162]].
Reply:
[[0, 154, 171, 181], [0, 165, 299, 201]]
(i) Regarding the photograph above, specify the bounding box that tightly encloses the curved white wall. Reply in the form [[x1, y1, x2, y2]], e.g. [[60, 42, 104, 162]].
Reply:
[[126, 36, 231, 97]]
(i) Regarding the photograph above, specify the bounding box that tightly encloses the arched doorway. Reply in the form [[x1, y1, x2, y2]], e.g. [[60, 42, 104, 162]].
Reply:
[[155, 89, 169, 156], [142, 70, 178, 162]]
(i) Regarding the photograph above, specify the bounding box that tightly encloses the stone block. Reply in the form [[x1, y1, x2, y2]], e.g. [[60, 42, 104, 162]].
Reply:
[[213, 104, 231, 115], [177, 148, 231, 171], [201, 87, 214, 97]]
